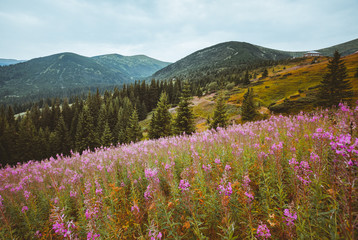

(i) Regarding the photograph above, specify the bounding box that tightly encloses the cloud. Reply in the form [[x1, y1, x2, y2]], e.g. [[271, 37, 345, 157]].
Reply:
[[0, 0, 357, 62]]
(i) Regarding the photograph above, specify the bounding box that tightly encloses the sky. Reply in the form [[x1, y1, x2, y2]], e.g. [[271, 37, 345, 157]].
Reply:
[[1, 0, 358, 63]]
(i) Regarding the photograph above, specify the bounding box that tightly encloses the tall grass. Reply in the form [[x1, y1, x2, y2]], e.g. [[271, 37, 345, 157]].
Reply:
[[0, 103, 357, 239]]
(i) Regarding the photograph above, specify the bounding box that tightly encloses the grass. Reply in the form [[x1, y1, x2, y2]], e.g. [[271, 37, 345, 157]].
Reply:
[[0, 103, 357, 239]]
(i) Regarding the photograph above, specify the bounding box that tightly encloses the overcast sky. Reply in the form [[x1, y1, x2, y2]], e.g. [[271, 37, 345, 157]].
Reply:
[[1, 0, 357, 62]]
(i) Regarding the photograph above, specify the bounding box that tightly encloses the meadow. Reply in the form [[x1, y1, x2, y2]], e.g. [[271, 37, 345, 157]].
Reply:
[[0, 103, 357, 239]]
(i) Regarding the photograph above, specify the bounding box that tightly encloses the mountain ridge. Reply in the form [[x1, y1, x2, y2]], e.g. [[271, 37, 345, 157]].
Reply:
[[152, 38, 358, 80], [0, 52, 170, 104]]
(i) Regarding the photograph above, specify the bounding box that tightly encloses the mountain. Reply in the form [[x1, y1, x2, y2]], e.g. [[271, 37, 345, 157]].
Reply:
[[152, 42, 293, 80], [152, 38, 358, 80], [0, 52, 170, 103], [0, 58, 26, 66], [92, 54, 170, 80]]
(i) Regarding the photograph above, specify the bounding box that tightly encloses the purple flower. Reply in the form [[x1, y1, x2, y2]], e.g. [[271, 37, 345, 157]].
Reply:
[[214, 158, 221, 164], [179, 179, 190, 192], [21, 205, 28, 213], [256, 224, 271, 239], [218, 182, 232, 196], [225, 164, 231, 171], [283, 208, 297, 226]]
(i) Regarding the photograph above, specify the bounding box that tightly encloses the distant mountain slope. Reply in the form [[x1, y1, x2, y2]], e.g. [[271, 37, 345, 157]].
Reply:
[[152, 41, 293, 80], [93, 54, 170, 80], [152, 38, 358, 80], [0, 58, 26, 66], [316, 38, 358, 56], [0, 52, 170, 103]]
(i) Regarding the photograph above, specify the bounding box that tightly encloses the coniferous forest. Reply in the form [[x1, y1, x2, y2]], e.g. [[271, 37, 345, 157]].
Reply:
[[0, 79, 189, 166]]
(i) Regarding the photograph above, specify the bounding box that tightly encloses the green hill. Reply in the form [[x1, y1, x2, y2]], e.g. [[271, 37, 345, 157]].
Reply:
[[152, 38, 358, 80], [0, 52, 170, 104], [92, 54, 170, 80]]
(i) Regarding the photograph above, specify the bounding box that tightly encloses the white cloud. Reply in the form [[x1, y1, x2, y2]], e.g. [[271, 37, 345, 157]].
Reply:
[[0, 0, 357, 62]]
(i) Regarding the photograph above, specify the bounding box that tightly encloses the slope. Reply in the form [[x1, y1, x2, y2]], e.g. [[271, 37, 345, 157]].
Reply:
[[152, 38, 358, 81], [152, 41, 293, 80], [0, 52, 170, 104], [92, 54, 171, 80]]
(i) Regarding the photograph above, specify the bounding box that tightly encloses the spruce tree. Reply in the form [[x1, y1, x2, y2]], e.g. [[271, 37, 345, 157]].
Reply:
[[210, 93, 228, 129], [126, 108, 142, 143], [173, 83, 195, 135], [52, 116, 71, 156], [101, 122, 113, 147], [317, 50, 353, 107], [241, 88, 258, 122], [149, 92, 172, 139], [243, 70, 250, 85], [75, 105, 99, 153]]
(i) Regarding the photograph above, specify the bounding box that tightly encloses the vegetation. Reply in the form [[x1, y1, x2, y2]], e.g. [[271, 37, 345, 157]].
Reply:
[[173, 83, 196, 135], [241, 88, 258, 122], [0, 103, 357, 239], [317, 50, 353, 107], [149, 92, 172, 139], [0, 52, 170, 106], [209, 93, 229, 129]]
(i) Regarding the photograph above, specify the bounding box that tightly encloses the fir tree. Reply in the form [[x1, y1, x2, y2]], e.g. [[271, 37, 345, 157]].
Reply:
[[317, 50, 353, 107], [241, 88, 258, 122], [149, 92, 172, 139], [210, 93, 228, 129], [100, 122, 113, 147], [173, 83, 195, 135], [126, 108, 142, 143], [243, 70, 250, 85], [262, 68, 268, 78], [75, 105, 99, 153], [52, 116, 71, 156]]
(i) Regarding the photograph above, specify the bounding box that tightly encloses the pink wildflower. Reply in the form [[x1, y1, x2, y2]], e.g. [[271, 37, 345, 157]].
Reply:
[[179, 179, 190, 192], [256, 224, 271, 239]]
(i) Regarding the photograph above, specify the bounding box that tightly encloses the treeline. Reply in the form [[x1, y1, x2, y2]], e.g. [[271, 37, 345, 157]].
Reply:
[[0, 85, 122, 114], [0, 79, 187, 166]]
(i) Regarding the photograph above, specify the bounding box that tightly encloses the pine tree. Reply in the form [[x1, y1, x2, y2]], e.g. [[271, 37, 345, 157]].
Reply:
[[126, 108, 142, 143], [75, 105, 99, 153], [210, 93, 228, 129], [317, 50, 353, 107], [262, 68, 268, 78], [115, 97, 133, 143], [52, 116, 71, 156], [173, 83, 195, 135], [241, 88, 258, 122], [243, 70, 250, 85], [149, 92, 172, 139], [101, 122, 113, 147], [16, 113, 38, 162]]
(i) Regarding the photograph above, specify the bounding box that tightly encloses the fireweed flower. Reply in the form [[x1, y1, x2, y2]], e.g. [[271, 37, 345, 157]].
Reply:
[[225, 164, 231, 171], [256, 224, 271, 239], [283, 209, 297, 226], [218, 181, 232, 196], [21, 205, 28, 213], [214, 158, 221, 164], [179, 179, 190, 192], [149, 229, 162, 240], [289, 158, 312, 185], [202, 164, 212, 172]]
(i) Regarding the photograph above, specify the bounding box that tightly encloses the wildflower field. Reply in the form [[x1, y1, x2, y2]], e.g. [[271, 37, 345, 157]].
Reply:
[[1, 103, 357, 239]]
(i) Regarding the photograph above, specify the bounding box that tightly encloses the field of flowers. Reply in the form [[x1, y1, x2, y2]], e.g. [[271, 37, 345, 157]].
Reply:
[[0, 103, 357, 239]]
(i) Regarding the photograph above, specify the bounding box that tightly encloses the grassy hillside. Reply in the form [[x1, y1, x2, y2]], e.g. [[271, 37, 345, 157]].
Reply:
[[0, 103, 357, 239], [227, 52, 358, 114]]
